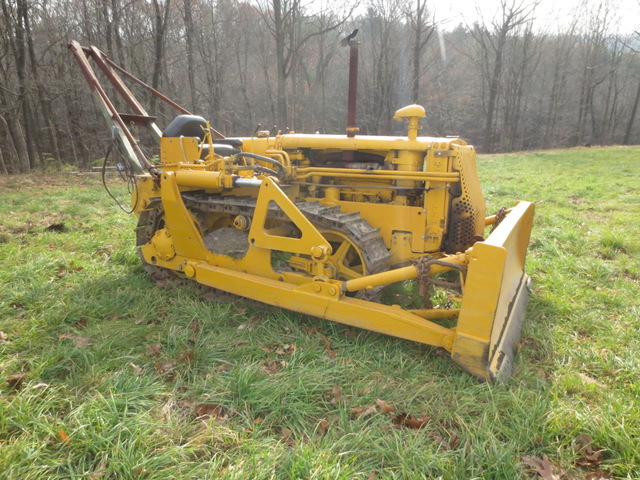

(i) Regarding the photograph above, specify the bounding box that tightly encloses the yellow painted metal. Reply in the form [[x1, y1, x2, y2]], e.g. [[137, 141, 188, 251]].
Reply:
[[187, 261, 454, 349], [150, 229, 176, 261], [452, 146, 486, 241], [128, 104, 534, 383], [451, 201, 535, 382], [248, 178, 331, 257], [131, 176, 159, 212], [295, 167, 459, 183], [408, 309, 460, 320], [393, 105, 426, 140], [423, 148, 452, 252], [390, 231, 414, 265], [317, 201, 426, 255], [160, 136, 199, 164], [159, 171, 210, 261], [174, 170, 227, 190], [70, 40, 537, 381], [343, 252, 467, 293]]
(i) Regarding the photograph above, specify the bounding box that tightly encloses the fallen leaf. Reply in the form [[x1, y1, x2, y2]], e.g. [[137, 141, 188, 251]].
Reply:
[[58, 334, 93, 348], [253, 416, 264, 425], [538, 368, 551, 380], [177, 398, 195, 410], [375, 399, 395, 414], [0, 331, 8, 342], [30, 382, 50, 389], [368, 472, 378, 480], [57, 429, 71, 444], [352, 405, 377, 418], [518, 337, 541, 350], [302, 326, 323, 335], [75, 317, 88, 328], [521, 455, 560, 480], [280, 427, 295, 447], [73, 336, 93, 348], [216, 364, 232, 372], [317, 418, 331, 436], [344, 329, 358, 339], [145, 344, 162, 356], [194, 403, 225, 419], [88, 462, 108, 480], [155, 360, 177, 376], [573, 433, 604, 466], [432, 429, 460, 450], [358, 386, 374, 396], [7, 373, 27, 391], [584, 469, 613, 480], [189, 319, 201, 334], [135, 467, 148, 478], [579, 373, 605, 388], [446, 429, 460, 449], [327, 385, 345, 404], [262, 359, 282, 375], [319, 335, 336, 358], [179, 350, 195, 363], [129, 363, 143, 376], [392, 413, 430, 429]]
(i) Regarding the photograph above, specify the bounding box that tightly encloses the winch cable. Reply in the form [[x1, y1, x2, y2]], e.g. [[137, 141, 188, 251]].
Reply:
[[101, 138, 139, 215]]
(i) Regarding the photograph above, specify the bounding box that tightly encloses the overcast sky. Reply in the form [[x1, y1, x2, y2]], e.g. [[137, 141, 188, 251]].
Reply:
[[434, 0, 640, 33]]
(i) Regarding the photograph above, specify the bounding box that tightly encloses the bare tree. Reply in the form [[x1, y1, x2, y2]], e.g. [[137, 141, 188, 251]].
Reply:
[[541, 22, 577, 148], [257, 0, 354, 128], [470, 0, 539, 152], [500, 22, 544, 150], [360, 0, 403, 134], [623, 26, 640, 144], [402, 0, 437, 104], [183, 0, 198, 112], [149, 0, 171, 115], [574, 0, 619, 145]]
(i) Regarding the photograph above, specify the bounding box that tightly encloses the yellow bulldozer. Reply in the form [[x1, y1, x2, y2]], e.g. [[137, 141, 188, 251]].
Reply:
[[69, 40, 534, 382]]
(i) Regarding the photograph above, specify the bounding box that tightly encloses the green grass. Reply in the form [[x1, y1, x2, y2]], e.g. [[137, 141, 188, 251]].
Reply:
[[1, 147, 639, 479]]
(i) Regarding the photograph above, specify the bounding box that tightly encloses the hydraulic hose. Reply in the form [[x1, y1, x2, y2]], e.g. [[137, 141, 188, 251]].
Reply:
[[235, 152, 286, 179]]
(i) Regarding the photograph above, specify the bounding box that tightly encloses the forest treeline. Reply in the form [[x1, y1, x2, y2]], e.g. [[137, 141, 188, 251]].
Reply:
[[1, 0, 639, 173]]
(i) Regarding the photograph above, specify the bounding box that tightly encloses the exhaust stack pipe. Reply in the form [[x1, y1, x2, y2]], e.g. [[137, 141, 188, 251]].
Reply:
[[342, 29, 360, 138]]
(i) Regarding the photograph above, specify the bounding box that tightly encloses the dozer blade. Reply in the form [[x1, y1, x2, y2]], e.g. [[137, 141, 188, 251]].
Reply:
[[451, 201, 535, 383]]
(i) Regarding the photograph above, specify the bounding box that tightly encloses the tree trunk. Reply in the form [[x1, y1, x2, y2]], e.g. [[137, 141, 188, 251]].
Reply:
[[624, 76, 640, 145], [14, 0, 38, 169], [483, 32, 506, 153], [0, 144, 8, 175], [25, 1, 61, 165], [273, 0, 289, 127], [0, 115, 21, 174], [183, 0, 198, 111], [150, 0, 171, 116]]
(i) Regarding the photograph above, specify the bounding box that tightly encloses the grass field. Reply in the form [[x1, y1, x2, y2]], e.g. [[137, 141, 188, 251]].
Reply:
[[1, 147, 639, 479]]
